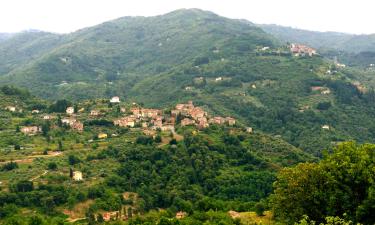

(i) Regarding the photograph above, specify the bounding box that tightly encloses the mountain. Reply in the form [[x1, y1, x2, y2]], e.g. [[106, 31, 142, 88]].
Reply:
[[2, 9, 375, 154], [0, 9, 278, 99], [0, 31, 64, 75]]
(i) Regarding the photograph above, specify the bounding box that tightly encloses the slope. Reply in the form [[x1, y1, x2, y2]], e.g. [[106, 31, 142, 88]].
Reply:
[[0, 9, 279, 100]]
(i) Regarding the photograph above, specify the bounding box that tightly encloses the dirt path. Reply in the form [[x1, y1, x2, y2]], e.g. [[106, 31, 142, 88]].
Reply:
[[30, 170, 48, 181]]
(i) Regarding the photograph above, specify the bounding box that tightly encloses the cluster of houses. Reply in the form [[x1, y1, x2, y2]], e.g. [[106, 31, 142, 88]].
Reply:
[[8, 96, 240, 136], [114, 101, 236, 130], [290, 43, 317, 56], [173, 101, 236, 129], [61, 117, 84, 132], [114, 107, 175, 131], [20, 126, 42, 135]]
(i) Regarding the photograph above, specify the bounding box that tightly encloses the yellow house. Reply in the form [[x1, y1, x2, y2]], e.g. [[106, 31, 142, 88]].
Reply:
[[98, 133, 108, 139]]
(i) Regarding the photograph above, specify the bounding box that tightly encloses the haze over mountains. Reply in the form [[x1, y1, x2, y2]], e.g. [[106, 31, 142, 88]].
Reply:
[[1, 9, 375, 154]]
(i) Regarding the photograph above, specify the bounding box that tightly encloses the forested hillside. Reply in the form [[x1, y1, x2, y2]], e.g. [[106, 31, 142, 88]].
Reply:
[[1, 9, 375, 154]]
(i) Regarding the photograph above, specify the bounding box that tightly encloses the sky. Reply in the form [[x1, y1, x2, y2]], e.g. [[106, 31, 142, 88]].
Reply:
[[0, 0, 374, 34]]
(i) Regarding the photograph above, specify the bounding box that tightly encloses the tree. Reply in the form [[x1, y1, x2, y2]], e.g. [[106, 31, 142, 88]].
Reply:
[[254, 202, 265, 216], [58, 140, 63, 151], [41, 121, 50, 137], [154, 135, 162, 143], [271, 142, 375, 224], [169, 138, 177, 145], [68, 155, 81, 165], [49, 99, 72, 113], [15, 180, 34, 192], [47, 162, 57, 170], [69, 168, 74, 179], [1, 162, 18, 171]]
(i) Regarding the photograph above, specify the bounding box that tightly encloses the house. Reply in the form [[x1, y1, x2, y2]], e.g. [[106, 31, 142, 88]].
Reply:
[[321, 89, 331, 95], [131, 107, 141, 118], [43, 115, 52, 120], [5, 106, 16, 112], [120, 107, 126, 113], [141, 108, 161, 118], [185, 86, 193, 91], [71, 121, 84, 131], [336, 63, 346, 68], [102, 211, 120, 221], [66, 107, 74, 115], [152, 116, 163, 128], [61, 118, 83, 131], [261, 46, 270, 51], [161, 125, 174, 132], [181, 118, 195, 126], [73, 171, 83, 181], [311, 86, 325, 91], [215, 77, 223, 81], [114, 116, 136, 127], [176, 211, 187, 219], [210, 116, 225, 125], [98, 133, 108, 139], [246, 127, 253, 133], [290, 43, 317, 56], [322, 125, 330, 130], [31, 109, 40, 114], [21, 126, 41, 135], [90, 110, 101, 116], [197, 117, 209, 129], [110, 96, 120, 103], [226, 117, 236, 126], [62, 118, 76, 125], [190, 107, 206, 120]]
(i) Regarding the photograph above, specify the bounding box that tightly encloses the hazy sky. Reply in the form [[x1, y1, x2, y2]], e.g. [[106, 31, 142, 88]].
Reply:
[[1, 0, 374, 34]]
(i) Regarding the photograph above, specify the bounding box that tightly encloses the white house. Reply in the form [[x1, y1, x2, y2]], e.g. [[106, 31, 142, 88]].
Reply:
[[110, 96, 120, 103], [5, 106, 16, 112], [73, 171, 83, 181], [66, 107, 74, 115]]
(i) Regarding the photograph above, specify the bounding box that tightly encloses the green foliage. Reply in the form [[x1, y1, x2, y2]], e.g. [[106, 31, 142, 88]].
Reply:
[[48, 99, 71, 113], [254, 202, 265, 216], [1, 162, 18, 171], [47, 162, 57, 170], [272, 142, 375, 224]]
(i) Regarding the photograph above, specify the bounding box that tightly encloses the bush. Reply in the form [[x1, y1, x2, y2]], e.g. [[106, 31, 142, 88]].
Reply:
[[136, 135, 153, 145], [254, 202, 265, 216], [1, 162, 18, 171], [47, 162, 57, 170]]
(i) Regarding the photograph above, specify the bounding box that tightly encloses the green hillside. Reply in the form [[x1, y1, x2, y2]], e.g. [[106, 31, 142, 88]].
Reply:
[[0, 9, 278, 99], [0, 85, 314, 224], [1, 9, 375, 155], [0, 31, 63, 75]]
